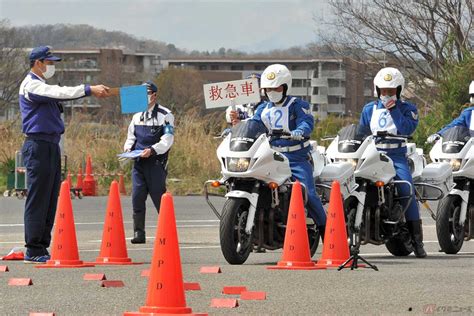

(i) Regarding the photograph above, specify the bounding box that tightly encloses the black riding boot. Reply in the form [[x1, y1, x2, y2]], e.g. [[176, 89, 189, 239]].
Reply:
[[407, 220, 427, 258], [317, 225, 326, 243], [131, 213, 146, 244]]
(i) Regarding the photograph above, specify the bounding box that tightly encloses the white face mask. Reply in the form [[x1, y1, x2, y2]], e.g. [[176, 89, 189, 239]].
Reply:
[[42, 64, 55, 79], [380, 95, 396, 106], [267, 90, 283, 104], [147, 94, 153, 105], [470, 96, 474, 104]]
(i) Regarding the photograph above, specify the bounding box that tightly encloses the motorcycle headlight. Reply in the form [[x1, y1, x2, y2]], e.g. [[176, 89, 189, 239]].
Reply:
[[335, 158, 358, 169], [450, 159, 462, 171], [227, 157, 251, 172], [441, 158, 462, 171]]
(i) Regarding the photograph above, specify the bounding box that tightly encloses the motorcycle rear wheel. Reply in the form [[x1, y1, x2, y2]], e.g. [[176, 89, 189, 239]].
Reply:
[[308, 223, 320, 257]]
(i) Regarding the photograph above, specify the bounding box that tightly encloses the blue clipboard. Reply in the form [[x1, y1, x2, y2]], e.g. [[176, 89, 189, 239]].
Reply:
[[120, 85, 148, 114]]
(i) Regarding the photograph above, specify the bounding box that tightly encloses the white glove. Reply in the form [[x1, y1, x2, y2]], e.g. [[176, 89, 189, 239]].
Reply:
[[290, 129, 304, 141], [427, 133, 440, 144]]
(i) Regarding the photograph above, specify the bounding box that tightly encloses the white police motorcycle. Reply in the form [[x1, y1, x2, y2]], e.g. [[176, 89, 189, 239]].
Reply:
[[317, 124, 424, 258], [204, 120, 323, 264], [415, 126, 474, 254]]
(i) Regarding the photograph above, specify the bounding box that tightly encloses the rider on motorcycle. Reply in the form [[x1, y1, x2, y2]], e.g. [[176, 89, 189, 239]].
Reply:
[[427, 80, 474, 143], [360, 67, 427, 258], [249, 64, 327, 238]]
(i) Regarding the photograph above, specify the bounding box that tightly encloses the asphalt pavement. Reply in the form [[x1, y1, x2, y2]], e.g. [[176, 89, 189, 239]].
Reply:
[[0, 196, 473, 315]]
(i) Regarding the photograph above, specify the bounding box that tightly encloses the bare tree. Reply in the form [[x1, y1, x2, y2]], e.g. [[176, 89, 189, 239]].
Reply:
[[0, 19, 30, 120], [320, 0, 473, 80], [155, 68, 205, 115]]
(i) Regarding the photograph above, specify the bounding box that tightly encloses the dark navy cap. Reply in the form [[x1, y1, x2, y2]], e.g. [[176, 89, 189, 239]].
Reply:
[[143, 80, 158, 93], [29, 46, 62, 61]]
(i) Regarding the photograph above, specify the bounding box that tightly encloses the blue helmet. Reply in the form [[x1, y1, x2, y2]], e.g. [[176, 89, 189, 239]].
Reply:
[[143, 80, 158, 93]]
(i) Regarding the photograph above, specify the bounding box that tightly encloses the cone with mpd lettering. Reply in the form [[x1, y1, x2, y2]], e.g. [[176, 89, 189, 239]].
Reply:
[[93, 181, 140, 265], [36, 181, 94, 268], [124, 193, 202, 315], [267, 181, 325, 270], [315, 181, 350, 268]]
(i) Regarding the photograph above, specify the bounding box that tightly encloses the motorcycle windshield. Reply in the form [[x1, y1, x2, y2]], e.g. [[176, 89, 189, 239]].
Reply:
[[442, 126, 473, 153], [337, 124, 371, 153], [229, 120, 268, 152]]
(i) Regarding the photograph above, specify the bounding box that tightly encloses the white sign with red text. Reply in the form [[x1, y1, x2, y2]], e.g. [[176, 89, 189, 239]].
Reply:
[[203, 78, 260, 109]]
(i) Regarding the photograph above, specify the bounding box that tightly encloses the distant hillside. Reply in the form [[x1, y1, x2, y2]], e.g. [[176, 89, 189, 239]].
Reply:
[[10, 23, 323, 58], [13, 23, 185, 58]]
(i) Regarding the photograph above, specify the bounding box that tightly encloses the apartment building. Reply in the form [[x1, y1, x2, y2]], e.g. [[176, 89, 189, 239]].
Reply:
[[164, 58, 376, 119]]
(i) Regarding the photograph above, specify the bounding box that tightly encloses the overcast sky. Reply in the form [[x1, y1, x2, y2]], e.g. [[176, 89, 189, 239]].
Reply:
[[0, 0, 332, 52]]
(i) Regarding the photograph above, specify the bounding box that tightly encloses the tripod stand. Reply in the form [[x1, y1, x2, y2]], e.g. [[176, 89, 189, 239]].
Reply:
[[338, 231, 378, 271]]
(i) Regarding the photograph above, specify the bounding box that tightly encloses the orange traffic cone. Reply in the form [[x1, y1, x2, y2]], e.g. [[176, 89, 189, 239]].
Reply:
[[124, 193, 202, 316], [76, 167, 83, 190], [93, 181, 140, 265], [118, 174, 127, 195], [83, 155, 97, 196], [36, 181, 94, 268], [315, 181, 350, 268], [268, 181, 324, 270]]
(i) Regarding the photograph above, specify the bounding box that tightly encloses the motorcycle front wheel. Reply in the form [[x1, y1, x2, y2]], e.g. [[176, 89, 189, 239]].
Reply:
[[436, 195, 464, 254], [385, 223, 413, 256], [219, 198, 252, 264]]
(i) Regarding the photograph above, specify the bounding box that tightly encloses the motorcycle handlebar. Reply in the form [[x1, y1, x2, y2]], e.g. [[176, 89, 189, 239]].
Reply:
[[269, 129, 309, 141], [375, 131, 412, 140]]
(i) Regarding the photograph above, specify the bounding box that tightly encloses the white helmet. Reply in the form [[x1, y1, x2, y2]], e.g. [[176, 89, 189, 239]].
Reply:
[[373, 67, 405, 99], [261, 64, 292, 95]]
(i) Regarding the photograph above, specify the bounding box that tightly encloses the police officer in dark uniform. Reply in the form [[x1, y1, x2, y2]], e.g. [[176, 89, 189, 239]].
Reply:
[[19, 46, 110, 263], [123, 81, 174, 244]]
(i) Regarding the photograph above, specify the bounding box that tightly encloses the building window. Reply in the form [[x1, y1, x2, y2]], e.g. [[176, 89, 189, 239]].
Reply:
[[304, 79, 311, 87], [328, 96, 341, 104], [291, 65, 298, 70], [199, 65, 207, 70], [312, 104, 319, 112], [321, 62, 340, 71], [254, 65, 264, 71], [150, 56, 161, 65], [313, 68, 319, 78], [312, 87, 319, 95], [328, 79, 341, 88], [231, 65, 243, 71], [211, 65, 219, 70], [292, 79, 303, 87]]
